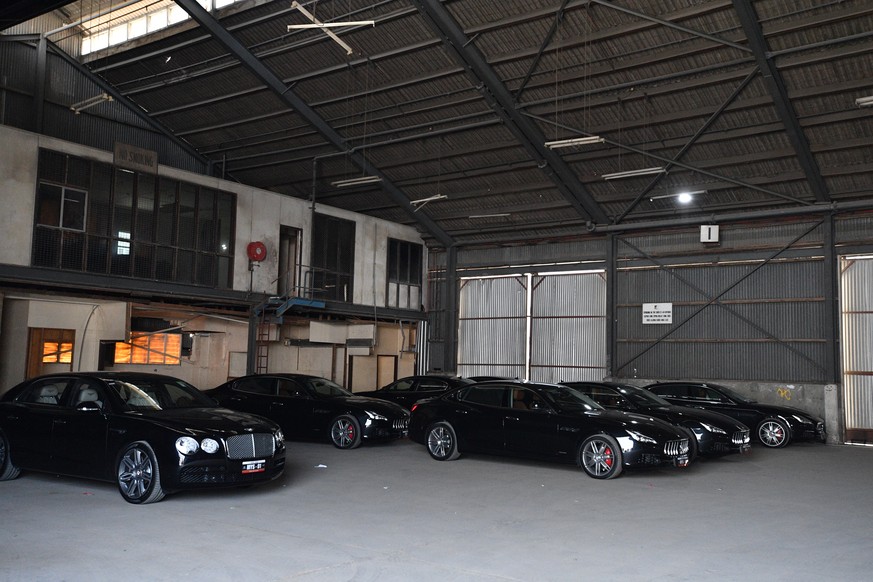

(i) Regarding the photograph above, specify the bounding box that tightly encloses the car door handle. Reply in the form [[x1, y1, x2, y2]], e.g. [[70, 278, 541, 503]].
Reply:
[[53, 419, 67, 425], [505, 416, 520, 422]]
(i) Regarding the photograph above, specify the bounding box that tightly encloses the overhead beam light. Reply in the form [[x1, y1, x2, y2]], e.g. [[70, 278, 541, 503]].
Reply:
[[331, 175, 382, 188], [70, 92, 113, 114], [410, 194, 447, 212], [544, 136, 604, 149], [469, 213, 511, 219], [602, 167, 666, 180], [289, 1, 373, 55], [855, 95, 873, 108], [650, 190, 706, 204]]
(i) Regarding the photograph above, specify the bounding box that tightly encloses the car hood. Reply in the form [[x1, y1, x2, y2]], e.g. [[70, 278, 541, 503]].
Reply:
[[127, 407, 279, 436], [582, 409, 685, 440], [645, 405, 749, 431], [334, 396, 409, 417]]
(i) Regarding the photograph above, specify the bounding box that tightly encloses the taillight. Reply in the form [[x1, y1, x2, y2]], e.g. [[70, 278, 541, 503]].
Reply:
[[410, 403, 419, 413]]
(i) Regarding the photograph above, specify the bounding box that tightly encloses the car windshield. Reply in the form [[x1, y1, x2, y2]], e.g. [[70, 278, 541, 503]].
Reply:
[[616, 384, 672, 407], [541, 385, 604, 412], [110, 378, 216, 411], [305, 377, 353, 398]]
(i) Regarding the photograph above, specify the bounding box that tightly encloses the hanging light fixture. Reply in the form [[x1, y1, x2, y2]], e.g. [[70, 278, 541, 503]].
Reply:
[[331, 175, 382, 188], [544, 136, 604, 149], [602, 167, 666, 180]]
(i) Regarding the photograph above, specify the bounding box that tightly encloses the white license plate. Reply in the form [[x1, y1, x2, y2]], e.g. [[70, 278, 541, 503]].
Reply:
[[241, 459, 266, 474]]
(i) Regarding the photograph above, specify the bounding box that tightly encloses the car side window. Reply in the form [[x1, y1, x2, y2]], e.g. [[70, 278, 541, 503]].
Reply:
[[584, 386, 625, 408], [19, 378, 68, 405], [656, 385, 689, 398], [418, 379, 447, 391], [234, 377, 276, 395], [511, 388, 548, 411], [700, 387, 724, 402], [388, 379, 415, 392], [277, 379, 307, 398], [460, 385, 508, 408], [70, 380, 106, 410]]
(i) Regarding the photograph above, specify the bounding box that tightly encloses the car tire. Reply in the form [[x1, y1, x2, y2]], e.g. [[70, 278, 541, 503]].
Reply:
[[579, 434, 623, 479], [117, 441, 165, 504], [426, 421, 461, 461], [330, 415, 362, 449], [0, 430, 21, 481], [757, 418, 790, 448]]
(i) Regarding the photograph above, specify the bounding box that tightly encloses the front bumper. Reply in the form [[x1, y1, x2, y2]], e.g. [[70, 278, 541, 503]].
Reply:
[[362, 416, 409, 441], [170, 452, 286, 490]]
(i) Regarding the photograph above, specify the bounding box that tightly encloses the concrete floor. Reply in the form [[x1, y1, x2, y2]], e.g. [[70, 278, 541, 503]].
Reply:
[[1, 438, 872, 582]]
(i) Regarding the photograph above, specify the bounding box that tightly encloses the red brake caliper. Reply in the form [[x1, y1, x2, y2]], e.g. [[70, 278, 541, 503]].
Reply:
[[604, 446, 613, 467]]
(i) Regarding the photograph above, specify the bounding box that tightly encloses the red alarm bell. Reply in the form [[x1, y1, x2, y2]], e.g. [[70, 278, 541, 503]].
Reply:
[[246, 241, 267, 262]]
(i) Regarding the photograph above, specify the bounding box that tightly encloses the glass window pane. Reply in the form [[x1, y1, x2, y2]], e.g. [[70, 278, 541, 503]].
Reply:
[[157, 178, 177, 245], [36, 183, 62, 226], [136, 174, 156, 241], [217, 192, 233, 255], [86, 235, 109, 273], [113, 170, 134, 233], [89, 164, 112, 236], [62, 188, 86, 230], [197, 188, 215, 251], [178, 183, 196, 249]]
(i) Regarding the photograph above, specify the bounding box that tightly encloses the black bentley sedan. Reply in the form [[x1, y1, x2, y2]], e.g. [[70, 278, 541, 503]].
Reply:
[[356, 374, 474, 409], [0, 372, 286, 504], [206, 374, 410, 449], [562, 381, 751, 458], [646, 381, 826, 448], [408, 379, 691, 479]]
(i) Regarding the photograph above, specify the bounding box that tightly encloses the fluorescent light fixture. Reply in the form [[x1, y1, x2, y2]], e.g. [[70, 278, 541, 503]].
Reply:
[[602, 167, 666, 180], [70, 92, 113, 114], [544, 136, 604, 149], [411, 194, 447, 212], [289, 1, 366, 55], [649, 190, 706, 203], [469, 213, 511, 219], [331, 175, 382, 188], [855, 96, 873, 107], [287, 21, 375, 28]]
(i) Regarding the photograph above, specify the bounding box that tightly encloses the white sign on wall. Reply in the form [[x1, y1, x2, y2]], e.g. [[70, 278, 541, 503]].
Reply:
[[642, 303, 673, 324]]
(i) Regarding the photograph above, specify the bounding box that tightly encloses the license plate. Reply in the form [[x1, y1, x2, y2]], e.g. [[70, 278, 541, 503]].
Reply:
[[241, 459, 266, 474]]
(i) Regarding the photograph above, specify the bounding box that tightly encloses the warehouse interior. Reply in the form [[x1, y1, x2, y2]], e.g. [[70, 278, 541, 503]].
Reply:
[[1, 1, 873, 578]]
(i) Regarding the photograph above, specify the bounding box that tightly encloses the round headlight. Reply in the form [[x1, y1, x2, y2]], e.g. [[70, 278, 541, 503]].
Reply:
[[200, 438, 219, 454], [275, 429, 285, 445], [175, 436, 199, 455]]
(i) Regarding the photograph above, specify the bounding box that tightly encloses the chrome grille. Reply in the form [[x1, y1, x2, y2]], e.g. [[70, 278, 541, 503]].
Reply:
[[733, 429, 751, 445], [393, 417, 409, 431], [663, 438, 689, 457], [226, 433, 275, 459]]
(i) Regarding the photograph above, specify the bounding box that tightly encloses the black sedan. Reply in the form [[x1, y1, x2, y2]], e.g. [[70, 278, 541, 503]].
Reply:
[[356, 374, 474, 409], [408, 379, 691, 479], [0, 372, 285, 504], [562, 381, 751, 458], [646, 381, 826, 448], [206, 374, 410, 449]]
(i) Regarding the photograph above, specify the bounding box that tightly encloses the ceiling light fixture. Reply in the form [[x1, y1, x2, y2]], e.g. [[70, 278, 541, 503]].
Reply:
[[70, 92, 113, 115], [602, 166, 666, 180], [649, 190, 706, 203], [331, 175, 382, 188], [289, 1, 373, 56], [469, 213, 511, 219], [411, 194, 447, 212], [544, 136, 604, 149], [855, 96, 873, 107]]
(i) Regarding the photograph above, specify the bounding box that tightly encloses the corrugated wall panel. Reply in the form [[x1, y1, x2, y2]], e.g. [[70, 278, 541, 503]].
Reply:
[[457, 276, 527, 379], [530, 273, 606, 384], [840, 257, 873, 433]]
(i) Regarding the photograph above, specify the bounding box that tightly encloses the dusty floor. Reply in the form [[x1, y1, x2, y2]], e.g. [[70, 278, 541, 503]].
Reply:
[[1, 438, 872, 581]]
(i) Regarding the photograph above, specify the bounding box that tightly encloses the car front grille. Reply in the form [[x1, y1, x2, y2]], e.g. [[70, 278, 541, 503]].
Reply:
[[663, 438, 689, 457], [225, 433, 275, 459], [393, 417, 409, 431], [733, 429, 751, 445]]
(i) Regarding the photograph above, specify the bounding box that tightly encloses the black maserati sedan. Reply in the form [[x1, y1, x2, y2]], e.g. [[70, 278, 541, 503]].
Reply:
[[356, 374, 474, 409], [0, 372, 286, 504], [562, 381, 751, 459], [646, 381, 826, 448], [408, 379, 691, 479], [206, 374, 410, 449]]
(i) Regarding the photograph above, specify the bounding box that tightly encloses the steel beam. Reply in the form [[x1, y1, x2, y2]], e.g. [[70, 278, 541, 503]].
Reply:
[[411, 0, 609, 225], [174, 0, 455, 249]]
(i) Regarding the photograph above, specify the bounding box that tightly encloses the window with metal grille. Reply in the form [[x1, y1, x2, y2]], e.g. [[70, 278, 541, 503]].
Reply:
[[40, 329, 76, 364], [33, 149, 235, 288], [387, 238, 423, 309], [310, 213, 355, 302], [114, 332, 181, 365]]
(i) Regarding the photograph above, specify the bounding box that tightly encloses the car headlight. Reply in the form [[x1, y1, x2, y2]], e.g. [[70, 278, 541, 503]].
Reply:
[[275, 429, 285, 446], [365, 410, 388, 421], [792, 415, 812, 425], [699, 422, 726, 435], [175, 436, 199, 455], [626, 430, 657, 444], [200, 438, 219, 454]]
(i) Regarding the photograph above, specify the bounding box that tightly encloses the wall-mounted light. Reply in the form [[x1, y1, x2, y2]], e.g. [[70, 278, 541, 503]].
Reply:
[[602, 167, 666, 180], [544, 136, 604, 149], [331, 175, 382, 188], [855, 95, 873, 108]]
